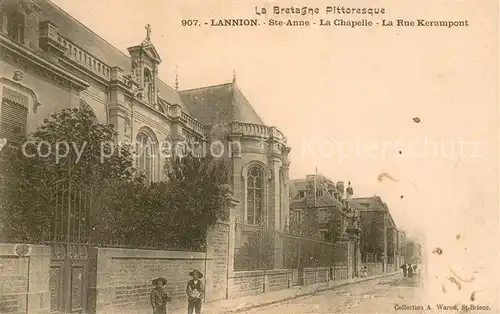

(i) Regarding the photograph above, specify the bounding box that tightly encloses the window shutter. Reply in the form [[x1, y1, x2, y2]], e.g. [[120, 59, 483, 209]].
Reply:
[[1, 98, 28, 145]]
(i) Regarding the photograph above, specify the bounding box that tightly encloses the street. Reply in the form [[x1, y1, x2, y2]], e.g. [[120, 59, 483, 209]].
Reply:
[[240, 274, 425, 314]]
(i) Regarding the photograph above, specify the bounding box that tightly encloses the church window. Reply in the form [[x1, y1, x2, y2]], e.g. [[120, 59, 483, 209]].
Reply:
[[144, 68, 153, 104], [136, 130, 157, 185], [7, 11, 25, 44], [79, 100, 98, 124], [247, 166, 264, 224]]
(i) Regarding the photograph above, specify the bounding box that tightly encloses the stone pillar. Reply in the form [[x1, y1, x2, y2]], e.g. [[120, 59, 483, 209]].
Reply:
[[108, 68, 130, 143], [108, 103, 130, 143], [0, 244, 51, 314], [281, 147, 291, 230], [268, 138, 283, 269], [68, 84, 80, 109], [226, 198, 239, 299], [383, 212, 388, 273], [169, 104, 187, 157], [347, 227, 361, 278]]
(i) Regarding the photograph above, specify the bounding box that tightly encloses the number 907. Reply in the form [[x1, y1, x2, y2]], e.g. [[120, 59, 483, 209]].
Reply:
[[181, 20, 199, 26]]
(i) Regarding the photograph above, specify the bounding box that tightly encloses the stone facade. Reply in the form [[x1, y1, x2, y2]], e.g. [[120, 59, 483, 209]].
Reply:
[[348, 196, 399, 272], [289, 175, 357, 242], [0, 1, 292, 283], [0, 0, 290, 231]]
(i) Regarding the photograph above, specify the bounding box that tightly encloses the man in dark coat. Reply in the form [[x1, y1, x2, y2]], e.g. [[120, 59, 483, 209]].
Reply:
[[186, 269, 204, 314], [400, 263, 408, 277], [407, 263, 414, 278]]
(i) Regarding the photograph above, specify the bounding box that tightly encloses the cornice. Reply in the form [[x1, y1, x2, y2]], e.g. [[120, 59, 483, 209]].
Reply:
[[0, 35, 89, 91]]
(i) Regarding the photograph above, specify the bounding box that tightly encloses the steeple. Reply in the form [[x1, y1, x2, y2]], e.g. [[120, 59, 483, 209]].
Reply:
[[232, 70, 236, 84]]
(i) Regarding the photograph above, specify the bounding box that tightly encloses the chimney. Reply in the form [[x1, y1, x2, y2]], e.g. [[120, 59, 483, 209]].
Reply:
[[305, 175, 317, 207], [336, 181, 345, 199], [346, 181, 354, 199]]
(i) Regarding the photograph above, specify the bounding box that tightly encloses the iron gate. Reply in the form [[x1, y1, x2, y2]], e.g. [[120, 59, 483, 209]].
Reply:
[[45, 177, 93, 314]]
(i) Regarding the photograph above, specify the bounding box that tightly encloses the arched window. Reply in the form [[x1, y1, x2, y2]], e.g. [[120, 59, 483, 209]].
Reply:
[[7, 11, 25, 44], [144, 68, 153, 104], [79, 100, 98, 124], [247, 166, 264, 224], [136, 130, 158, 185]]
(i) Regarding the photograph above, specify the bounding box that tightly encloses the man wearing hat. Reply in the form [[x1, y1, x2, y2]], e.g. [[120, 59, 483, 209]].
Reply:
[[151, 277, 172, 314], [186, 269, 204, 314]]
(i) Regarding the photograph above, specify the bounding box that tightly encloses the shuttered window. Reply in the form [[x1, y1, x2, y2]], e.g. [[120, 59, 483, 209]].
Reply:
[[1, 97, 28, 145]]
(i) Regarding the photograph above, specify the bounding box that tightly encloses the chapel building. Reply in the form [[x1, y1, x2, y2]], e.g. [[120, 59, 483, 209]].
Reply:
[[0, 0, 291, 234]]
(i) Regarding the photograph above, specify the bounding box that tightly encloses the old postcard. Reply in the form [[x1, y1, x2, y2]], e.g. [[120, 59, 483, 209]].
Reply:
[[0, 0, 498, 313]]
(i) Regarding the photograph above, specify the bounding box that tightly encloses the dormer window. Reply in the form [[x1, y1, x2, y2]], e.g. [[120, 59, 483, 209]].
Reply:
[[7, 11, 26, 44], [316, 190, 323, 197], [298, 190, 306, 198]]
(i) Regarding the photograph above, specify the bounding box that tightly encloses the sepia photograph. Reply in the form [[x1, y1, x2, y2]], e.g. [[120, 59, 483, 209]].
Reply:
[[0, 0, 498, 313]]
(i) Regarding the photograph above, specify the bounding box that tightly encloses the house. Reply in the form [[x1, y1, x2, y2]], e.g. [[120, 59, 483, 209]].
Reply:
[[348, 196, 403, 271], [289, 174, 357, 242]]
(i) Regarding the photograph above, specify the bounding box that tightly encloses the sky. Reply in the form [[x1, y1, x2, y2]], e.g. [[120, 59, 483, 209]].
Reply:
[[51, 0, 498, 306]]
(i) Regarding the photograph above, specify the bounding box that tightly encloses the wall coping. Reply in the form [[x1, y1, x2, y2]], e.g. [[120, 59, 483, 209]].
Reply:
[[315, 267, 330, 271], [230, 269, 292, 278], [0, 243, 51, 257], [264, 269, 291, 275], [231, 270, 265, 278], [92, 247, 208, 260], [303, 266, 331, 271]]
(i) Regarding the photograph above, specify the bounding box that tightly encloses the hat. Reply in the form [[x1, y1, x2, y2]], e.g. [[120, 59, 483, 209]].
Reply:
[[152, 277, 168, 285], [189, 269, 203, 278]]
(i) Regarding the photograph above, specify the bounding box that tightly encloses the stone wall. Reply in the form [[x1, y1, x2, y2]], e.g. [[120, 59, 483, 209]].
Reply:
[[0, 244, 51, 314], [87, 248, 208, 314], [86, 221, 230, 313], [228, 266, 349, 299], [228, 269, 291, 299]]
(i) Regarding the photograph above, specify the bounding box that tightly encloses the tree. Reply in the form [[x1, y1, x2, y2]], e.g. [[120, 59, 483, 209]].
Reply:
[[234, 225, 275, 271], [0, 107, 140, 243], [300, 207, 321, 239], [94, 152, 233, 251]]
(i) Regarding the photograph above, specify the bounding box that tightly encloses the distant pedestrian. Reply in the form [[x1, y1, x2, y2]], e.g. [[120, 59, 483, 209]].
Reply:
[[414, 264, 421, 282], [361, 266, 368, 278], [407, 264, 414, 278], [186, 269, 204, 314], [150, 277, 172, 314], [400, 264, 408, 277]]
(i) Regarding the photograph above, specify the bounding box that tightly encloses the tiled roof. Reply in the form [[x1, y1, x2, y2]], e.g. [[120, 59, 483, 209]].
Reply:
[[290, 176, 338, 196], [289, 178, 343, 208], [349, 196, 385, 210], [179, 82, 265, 125], [39, 0, 190, 113]]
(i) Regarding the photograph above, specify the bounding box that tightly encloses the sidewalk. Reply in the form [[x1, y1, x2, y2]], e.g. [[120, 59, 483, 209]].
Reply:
[[172, 272, 400, 314]]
